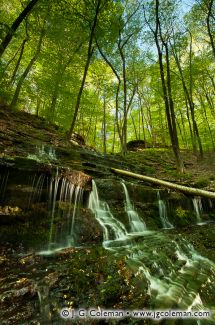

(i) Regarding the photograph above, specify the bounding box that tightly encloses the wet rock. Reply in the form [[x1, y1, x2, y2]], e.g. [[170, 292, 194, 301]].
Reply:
[[75, 208, 103, 245]]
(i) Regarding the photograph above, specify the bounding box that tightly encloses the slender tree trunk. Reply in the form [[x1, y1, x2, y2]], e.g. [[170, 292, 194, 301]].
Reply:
[[138, 93, 146, 142], [140, 105, 146, 142], [153, 0, 184, 172], [158, 103, 166, 146], [138, 108, 141, 140], [189, 33, 203, 158], [199, 93, 215, 150], [49, 42, 83, 122], [115, 80, 124, 148], [68, 0, 102, 138], [103, 95, 107, 155], [10, 27, 45, 109], [176, 118, 185, 148], [164, 43, 184, 169], [10, 38, 28, 86], [0, 0, 39, 58], [179, 108, 189, 149], [96, 41, 123, 149], [172, 45, 199, 154], [36, 97, 41, 116], [206, 0, 215, 60], [85, 114, 93, 141], [130, 113, 138, 140], [203, 86, 215, 117], [144, 99, 153, 144], [118, 43, 127, 154], [112, 119, 116, 154], [0, 45, 20, 80], [94, 117, 97, 147], [185, 99, 195, 150], [49, 58, 63, 122]]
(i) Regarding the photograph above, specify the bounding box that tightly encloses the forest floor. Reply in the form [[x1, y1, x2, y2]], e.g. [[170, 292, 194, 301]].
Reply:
[[1, 103, 215, 191]]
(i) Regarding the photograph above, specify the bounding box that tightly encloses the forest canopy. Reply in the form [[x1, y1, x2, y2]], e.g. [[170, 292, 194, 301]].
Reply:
[[0, 0, 214, 170]]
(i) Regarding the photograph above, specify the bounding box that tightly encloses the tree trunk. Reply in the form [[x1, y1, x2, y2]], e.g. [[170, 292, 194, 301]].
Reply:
[[111, 168, 215, 199], [49, 42, 83, 122], [0, 0, 39, 58], [179, 108, 189, 149], [10, 27, 45, 110], [138, 93, 146, 142], [206, 0, 215, 60], [118, 43, 127, 154], [94, 116, 97, 146], [0, 45, 20, 80], [49, 58, 63, 122], [112, 112, 117, 153], [68, 0, 102, 138], [10, 38, 28, 86], [130, 113, 138, 140], [36, 97, 41, 116], [96, 41, 123, 150], [103, 95, 107, 155], [164, 43, 184, 171], [188, 33, 203, 158], [199, 93, 215, 150], [153, 0, 184, 172]]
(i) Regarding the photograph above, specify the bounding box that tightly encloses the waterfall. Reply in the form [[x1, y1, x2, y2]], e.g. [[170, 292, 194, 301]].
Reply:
[[192, 197, 203, 224], [87, 181, 215, 316], [39, 170, 83, 255], [89, 180, 127, 242], [27, 144, 56, 162], [48, 168, 60, 250], [121, 181, 146, 233], [105, 228, 215, 313], [157, 191, 174, 229], [28, 174, 46, 207], [68, 185, 83, 246]]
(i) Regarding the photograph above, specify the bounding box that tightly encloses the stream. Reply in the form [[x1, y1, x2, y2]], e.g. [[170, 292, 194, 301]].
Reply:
[[0, 176, 215, 324], [88, 181, 215, 324]]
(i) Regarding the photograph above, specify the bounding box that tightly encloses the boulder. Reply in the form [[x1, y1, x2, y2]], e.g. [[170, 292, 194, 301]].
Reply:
[[127, 140, 148, 151]]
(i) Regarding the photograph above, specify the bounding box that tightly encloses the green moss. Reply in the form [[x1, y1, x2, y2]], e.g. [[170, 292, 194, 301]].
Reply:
[[194, 176, 210, 188], [143, 165, 156, 175], [175, 207, 188, 219]]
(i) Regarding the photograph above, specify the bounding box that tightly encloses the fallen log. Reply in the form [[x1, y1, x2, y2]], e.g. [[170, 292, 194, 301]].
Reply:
[[111, 168, 215, 200]]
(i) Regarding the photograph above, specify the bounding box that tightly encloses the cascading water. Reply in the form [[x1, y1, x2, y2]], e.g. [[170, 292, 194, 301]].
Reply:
[[89, 180, 127, 243], [192, 197, 203, 224], [88, 180, 215, 322], [39, 170, 83, 255], [121, 181, 146, 232], [28, 173, 46, 208], [28, 144, 56, 162], [157, 190, 174, 229]]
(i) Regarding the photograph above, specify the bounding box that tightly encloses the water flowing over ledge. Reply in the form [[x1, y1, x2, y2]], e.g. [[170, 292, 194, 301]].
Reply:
[[88, 180, 215, 319]]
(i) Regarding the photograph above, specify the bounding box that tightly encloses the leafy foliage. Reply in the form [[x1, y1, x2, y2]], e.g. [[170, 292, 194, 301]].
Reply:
[[0, 0, 214, 157]]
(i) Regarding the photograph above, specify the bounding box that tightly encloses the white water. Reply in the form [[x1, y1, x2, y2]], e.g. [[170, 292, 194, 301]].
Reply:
[[192, 197, 203, 224], [89, 181, 215, 320], [28, 174, 46, 208], [28, 144, 56, 162], [89, 180, 127, 242], [157, 191, 174, 229], [121, 181, 146, 232], [39, 171, 83, 255]]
